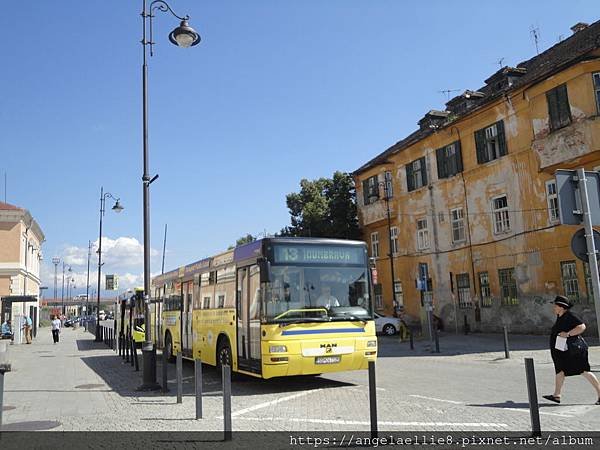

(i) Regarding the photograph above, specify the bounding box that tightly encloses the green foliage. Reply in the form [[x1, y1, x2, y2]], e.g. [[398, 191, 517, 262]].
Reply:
[[232, 234, 256, 249], [280, 171, 360, 239]]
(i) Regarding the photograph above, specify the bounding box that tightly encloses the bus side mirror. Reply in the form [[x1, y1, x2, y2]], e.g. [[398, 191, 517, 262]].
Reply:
[[259, 259, 271, 283]]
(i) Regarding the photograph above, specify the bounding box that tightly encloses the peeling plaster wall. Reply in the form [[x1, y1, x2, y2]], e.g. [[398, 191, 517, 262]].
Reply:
[[355, 61, 600, 334]]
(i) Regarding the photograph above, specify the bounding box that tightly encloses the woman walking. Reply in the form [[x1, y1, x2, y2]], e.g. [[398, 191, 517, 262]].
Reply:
[[51, 315, 61, 344], [543, 296, 600, 405]]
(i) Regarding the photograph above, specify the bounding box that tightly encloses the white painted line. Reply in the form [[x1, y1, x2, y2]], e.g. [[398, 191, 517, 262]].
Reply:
[[237, 417, 508, 428], [499, 407, 574, 418], [221, 389, 323, 418], [409, 394, 463, 405], [555, 405, 597, 416]]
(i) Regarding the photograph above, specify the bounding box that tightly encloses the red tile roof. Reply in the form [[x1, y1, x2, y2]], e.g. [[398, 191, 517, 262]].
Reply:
[[0, 201, 21, 211]]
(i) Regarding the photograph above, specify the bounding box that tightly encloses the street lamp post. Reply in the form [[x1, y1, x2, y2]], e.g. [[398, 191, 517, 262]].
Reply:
[[139, 0, 200, 391], [95, 187, 124, 342], [61, 262, 70, 317], [369, 178, 398, 313], [52, 257, 60, 305], [86, 241, 92, 318]]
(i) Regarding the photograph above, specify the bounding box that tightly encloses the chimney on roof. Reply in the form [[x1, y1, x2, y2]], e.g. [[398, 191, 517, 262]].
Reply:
[[571, 22, 589, 34]]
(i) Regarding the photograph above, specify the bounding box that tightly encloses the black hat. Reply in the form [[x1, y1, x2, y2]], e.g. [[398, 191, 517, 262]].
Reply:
[[553, 295, 573, 309]]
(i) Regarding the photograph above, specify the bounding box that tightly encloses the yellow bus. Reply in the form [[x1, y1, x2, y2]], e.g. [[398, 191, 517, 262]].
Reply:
[[116, 287, 146, 347], [152, 237, 377, 379]]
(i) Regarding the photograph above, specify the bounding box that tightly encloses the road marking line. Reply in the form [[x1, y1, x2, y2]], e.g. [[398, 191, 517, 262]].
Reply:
[[556, 405, 597, 416], [499, 407, 574, 418], [222, 389, 323, 418], [236, 417, 508, 427], [409, 394, 463, 404]]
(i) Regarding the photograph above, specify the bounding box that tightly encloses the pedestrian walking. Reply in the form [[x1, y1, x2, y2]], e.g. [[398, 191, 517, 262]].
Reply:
[[51, 315, 61, 344], [24, 315, 32, 344], [543, 295, 600, 405]]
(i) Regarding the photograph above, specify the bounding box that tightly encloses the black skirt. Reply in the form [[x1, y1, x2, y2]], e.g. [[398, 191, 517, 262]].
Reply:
[[549, 312, 590, 376]]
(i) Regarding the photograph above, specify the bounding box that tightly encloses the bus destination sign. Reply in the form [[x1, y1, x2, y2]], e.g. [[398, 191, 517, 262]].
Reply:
[[273, 245, 364, 265]]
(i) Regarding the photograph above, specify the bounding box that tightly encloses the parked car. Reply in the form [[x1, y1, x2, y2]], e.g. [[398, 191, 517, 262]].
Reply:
[[64, 317, 80, 327], [374, 312, 401, 335]]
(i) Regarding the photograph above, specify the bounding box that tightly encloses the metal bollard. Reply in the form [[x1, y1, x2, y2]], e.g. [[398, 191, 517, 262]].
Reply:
[[368, 360, 378, 439], [132, 340, 139, 371], [222, 364, 232, 441], [195, 359, 202, 419], [125, 335, 130, 363], [524, 358, 542, 437], [503, 326, 510, 359], [176, 351, 183, 404], [409, 331, 414, 350], [433, 326, 440, 353], [0, 371, 4, 427], [162, 348, 169, 393]]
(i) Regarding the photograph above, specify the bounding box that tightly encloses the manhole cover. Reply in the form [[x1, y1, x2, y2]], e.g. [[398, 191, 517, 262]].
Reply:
[[1, 420, 61, 431], [2, 405, 16, 411], [74, 384, 104, 389]]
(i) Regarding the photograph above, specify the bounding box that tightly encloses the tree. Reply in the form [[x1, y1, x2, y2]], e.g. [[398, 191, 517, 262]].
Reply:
[[281, 171, 360, 239], [228, 234, 256, 250]]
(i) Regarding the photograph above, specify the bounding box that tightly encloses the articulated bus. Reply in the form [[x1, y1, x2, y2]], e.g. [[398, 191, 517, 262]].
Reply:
[[151, 237, 377, 379]]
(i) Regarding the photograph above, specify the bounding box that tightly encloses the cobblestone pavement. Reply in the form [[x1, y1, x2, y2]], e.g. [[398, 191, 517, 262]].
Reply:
[[1, 327, 599, 432]]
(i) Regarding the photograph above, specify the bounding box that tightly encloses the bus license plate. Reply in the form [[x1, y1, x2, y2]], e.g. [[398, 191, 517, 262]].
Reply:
[[315, 355, 341, 365]]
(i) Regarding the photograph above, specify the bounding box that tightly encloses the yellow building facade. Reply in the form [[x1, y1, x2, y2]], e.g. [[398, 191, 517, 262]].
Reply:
[[354, 22, 600, 334]]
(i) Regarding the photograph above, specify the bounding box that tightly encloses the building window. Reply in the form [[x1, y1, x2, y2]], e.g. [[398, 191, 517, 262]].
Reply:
[[374, 284, 383, 310], [450, 207, 466, 243], [479, 272, 492, 307], [394, 281, 403, 307], [561, 261, 580, 301], [390, 226, 399, 255], [406, 157, 427, 192], [416, 218, 430, 250], [546, 180, 560, 223], [217, 294, 225, 308], [436, 141, 463, 179], [362, 175, 379, 205], [371, 232, 379, 258], [203, 296, 211, 309], [593, 73, 600, 114], [456, 273, 472, 309], [492, 195, 510, 234], [584, 262, 594, 304], [475, 120, 507, 164], [499, 268, 518, 305], [546, 84, 572, 131], [384, 171, 393, 199]]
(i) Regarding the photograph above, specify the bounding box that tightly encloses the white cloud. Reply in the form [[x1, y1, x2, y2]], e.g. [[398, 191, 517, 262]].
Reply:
[[42, 236, 160, 298]]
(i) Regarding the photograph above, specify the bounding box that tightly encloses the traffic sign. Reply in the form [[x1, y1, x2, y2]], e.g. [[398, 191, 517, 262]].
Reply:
[[571, 228, 600, 263], [555, 170, 600, 225]]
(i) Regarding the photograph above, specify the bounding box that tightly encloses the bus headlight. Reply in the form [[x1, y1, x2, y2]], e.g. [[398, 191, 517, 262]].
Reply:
[[269, 345, 287, 353], [367, 340, 377, 348]]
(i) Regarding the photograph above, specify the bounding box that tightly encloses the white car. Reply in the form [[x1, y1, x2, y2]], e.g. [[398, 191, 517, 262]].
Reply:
[[374, 312, 401, 335]]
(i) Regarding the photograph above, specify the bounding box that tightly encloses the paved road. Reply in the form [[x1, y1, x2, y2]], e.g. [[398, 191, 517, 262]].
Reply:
[[1, 327, 599, 432]]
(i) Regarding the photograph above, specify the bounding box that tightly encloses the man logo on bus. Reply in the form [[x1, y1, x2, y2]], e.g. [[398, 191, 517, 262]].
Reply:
[[320, 343, 337, 354]]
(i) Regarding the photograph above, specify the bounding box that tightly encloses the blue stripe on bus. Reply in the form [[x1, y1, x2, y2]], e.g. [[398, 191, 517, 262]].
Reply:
[[281, 328, 365, 336]]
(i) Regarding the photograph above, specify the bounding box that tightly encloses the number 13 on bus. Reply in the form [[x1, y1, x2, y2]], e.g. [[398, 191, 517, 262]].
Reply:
[[151, 237, 377, 379]]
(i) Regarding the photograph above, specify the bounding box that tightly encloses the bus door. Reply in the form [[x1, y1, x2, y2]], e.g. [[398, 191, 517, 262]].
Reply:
[[236, 265, 262, 373], [181, 281, 193, 357]]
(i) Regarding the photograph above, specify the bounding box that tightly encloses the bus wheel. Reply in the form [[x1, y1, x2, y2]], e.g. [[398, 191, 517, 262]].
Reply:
[[164, 333, 175, 363], [216, 339, 232, 372]]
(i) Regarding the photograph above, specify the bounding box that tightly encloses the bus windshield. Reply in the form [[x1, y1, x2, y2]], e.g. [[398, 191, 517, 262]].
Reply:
[[263, 265, 371, 323]]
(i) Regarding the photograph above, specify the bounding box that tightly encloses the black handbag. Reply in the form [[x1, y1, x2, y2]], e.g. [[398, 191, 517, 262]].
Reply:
[[567, 335, 588, 356]]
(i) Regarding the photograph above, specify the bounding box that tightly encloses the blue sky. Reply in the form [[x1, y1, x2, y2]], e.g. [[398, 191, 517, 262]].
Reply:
[[1, 1, 596, 297]]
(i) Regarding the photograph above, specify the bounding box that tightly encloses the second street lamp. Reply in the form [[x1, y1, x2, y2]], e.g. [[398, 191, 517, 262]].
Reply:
[[95, 187, 123, 342], [138, 0, 200, 391]]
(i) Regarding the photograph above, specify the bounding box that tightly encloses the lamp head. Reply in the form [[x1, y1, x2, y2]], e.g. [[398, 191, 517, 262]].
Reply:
[[112, 200, 124, 213], [169, 20, 201, 48]]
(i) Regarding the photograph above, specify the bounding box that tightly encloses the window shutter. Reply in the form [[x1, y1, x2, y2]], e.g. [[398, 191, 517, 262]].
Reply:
[[362, 179, 370, 205], [557, 84, 572, 126], [436, 147, 446, 179], [546, 88, 559, 130], [496, 120, 507, 156], [455, 140, 464, 173], [420, 156, 428, 186], [474, 129, 486, 164], [406, 163, 414, 192]]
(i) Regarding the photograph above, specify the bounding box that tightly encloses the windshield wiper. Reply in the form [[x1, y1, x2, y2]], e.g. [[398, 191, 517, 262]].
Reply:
[[330, 315, 367, 323], [272, 317, 331, 324]]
